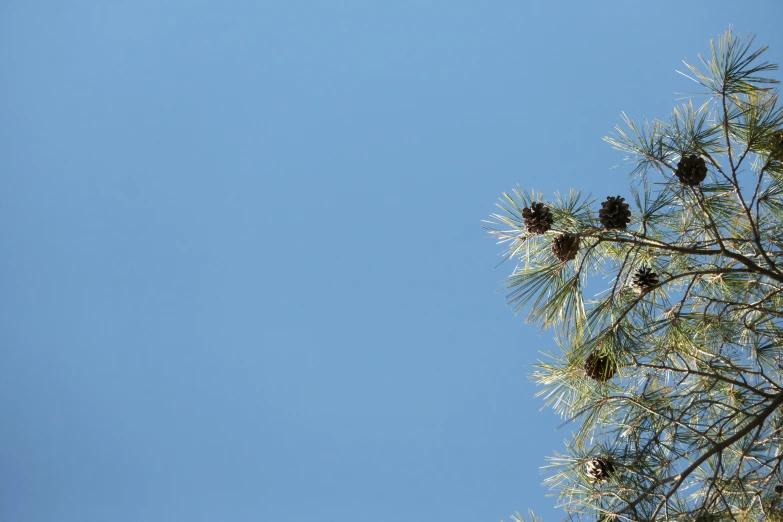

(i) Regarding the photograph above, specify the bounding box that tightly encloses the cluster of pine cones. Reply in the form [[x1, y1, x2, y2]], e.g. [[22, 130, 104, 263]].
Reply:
[[546, 143, 783, 504], [519, 152, 720, 262], [520, 202, 580, 262], [581, 266, 659, 384], [521, 197, 661, 389], [521, 195, 633, 263], [522, 198, 659, 287]]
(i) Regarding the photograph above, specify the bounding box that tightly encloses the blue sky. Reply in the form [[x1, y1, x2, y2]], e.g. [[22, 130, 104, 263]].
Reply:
[[1, 2, 782, 521]]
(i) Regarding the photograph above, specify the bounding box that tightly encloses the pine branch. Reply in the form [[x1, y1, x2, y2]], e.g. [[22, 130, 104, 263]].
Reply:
[[488, 29, 783, 521]]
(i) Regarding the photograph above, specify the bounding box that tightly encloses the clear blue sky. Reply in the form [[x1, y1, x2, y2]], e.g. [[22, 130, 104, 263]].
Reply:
[[1, 2, 781, 521]]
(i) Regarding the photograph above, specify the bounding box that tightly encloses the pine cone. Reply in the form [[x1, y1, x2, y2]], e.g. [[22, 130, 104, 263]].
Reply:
[[552, 233, 579, 262], [631, 266, 659, 294], [599, 195, 631, 230], [675, 155, 708, 187], [521, 202, 553, 234], [775, 484, 783, 495], [585, 457, 614, 483], [770, 130, 783, 160], [584, 352, 617, 382]]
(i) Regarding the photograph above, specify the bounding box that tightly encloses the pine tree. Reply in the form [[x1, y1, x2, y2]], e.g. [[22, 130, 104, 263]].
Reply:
[[488, 30, 783, 522]]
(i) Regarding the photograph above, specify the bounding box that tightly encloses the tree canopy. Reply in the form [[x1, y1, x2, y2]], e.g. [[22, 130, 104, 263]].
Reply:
[[488, 30, 783, 521]]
